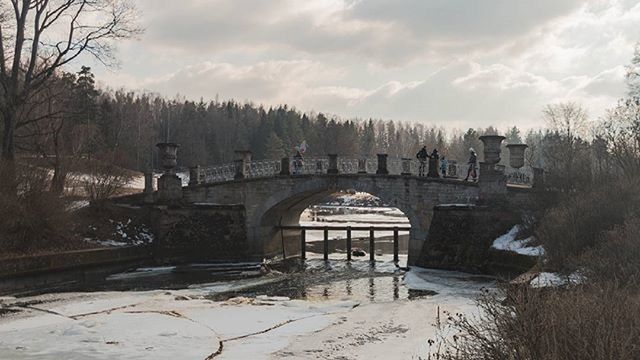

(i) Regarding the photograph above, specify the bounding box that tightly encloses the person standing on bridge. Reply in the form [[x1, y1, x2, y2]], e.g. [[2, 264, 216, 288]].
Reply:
[[293, 149, 304, 174], [416, 146, 428, 176], [427, 149, 440, 177], [440, 156, 448, 178], [292, 140, 308, 174], [464, 148, 477, 182]]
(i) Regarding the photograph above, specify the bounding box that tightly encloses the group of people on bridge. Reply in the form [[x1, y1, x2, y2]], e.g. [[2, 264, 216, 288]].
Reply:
[[289, 139, 477, 181], [416, 146, 477, 181]]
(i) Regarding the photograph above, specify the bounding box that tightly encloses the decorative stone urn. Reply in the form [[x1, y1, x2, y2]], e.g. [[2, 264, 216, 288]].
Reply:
[[156, 143, 179, 173], [506, 144, 528, 169], [479, 135, 506, 164], [156, 143, 182, 203]]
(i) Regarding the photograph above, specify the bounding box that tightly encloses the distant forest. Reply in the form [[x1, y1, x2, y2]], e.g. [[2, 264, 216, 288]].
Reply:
[[21, 67, 544, 174]]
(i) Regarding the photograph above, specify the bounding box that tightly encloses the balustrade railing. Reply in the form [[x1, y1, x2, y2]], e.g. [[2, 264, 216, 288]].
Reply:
[[504, 166, 533, 185], [196, 155, 534, 186]]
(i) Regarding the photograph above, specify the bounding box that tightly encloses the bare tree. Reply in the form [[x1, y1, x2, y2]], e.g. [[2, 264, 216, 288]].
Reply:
[[0, 0, 141, 193], [542, 102, 592, 191]]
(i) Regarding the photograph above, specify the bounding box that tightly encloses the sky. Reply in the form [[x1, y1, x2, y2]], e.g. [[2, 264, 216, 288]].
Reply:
[[90, 0, 640, 131]]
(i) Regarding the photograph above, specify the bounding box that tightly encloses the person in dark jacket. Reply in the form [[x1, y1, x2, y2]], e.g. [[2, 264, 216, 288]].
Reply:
[[464, 148, 477, 181], [427, 149, 440, 177], [416, 146, 428, 176]]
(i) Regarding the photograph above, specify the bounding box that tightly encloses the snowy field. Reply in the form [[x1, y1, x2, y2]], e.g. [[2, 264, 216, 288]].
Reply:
[[0, 259, 492, 360]]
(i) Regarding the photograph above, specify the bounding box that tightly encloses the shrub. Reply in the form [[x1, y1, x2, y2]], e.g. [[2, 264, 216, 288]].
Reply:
[[536, 179, 640, 270], [579, 217, 640, 287], [432, 284, 640, 360], [82, 162, 133, 206], [0, 166, 70, 253]]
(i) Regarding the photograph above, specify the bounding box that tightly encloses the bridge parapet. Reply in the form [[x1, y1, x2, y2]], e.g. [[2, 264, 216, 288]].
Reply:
[[194, 156, 430, 184], [191, 154, 538, 187]]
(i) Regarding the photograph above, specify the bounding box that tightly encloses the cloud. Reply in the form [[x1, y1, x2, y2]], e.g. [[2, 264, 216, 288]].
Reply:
[[90, 0, 636, 132], [140, 60, 345, 103]]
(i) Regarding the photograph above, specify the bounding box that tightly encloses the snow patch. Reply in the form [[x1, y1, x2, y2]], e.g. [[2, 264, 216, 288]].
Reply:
[[530, 271, 584, 288], [492, 225, 544, 256]]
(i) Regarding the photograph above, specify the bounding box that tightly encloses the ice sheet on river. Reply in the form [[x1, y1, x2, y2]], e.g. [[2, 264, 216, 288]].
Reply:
[[0, 262, 493, 360]]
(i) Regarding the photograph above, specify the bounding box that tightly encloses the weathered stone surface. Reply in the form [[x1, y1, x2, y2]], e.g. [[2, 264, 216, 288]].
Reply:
[[152, 204, 248, 263], [416, 205, 520, 273], [157, 174, 182, 203]]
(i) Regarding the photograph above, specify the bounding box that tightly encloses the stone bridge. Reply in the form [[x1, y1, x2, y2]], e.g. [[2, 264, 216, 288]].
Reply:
[[149, 136, 542, 265]]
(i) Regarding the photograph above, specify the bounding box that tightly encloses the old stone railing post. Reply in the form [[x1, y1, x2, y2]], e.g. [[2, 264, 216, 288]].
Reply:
[[188, 165, 201, 186], [328, 154, 339, 174], [156, 142, 182, 203], [478, 135, 507, 198], [280, 157, 290, 175], [376, 154, 389, 174], [357, 157, 367, 174], [234, 150, 252, 179], [401, 158, 412, 176]]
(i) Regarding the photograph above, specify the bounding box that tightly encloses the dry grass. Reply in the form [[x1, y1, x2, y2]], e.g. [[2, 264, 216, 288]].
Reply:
[[428, 284, 640, 360]]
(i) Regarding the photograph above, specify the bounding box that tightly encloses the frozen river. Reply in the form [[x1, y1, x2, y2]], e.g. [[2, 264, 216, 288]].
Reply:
[[0, 210, 494, 359]]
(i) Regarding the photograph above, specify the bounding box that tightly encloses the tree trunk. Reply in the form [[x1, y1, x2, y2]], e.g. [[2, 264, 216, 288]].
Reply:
[[1, 109, 17, 195], [50, 123, 67, 195]]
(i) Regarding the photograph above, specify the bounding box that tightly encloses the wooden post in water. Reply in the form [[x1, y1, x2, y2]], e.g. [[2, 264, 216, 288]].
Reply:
[[393, 227, 399, 263], [346, 226, 352, 261], [369, 227, 375, 262], [300, 229, 306, 260], [324, 226, 329, 261]]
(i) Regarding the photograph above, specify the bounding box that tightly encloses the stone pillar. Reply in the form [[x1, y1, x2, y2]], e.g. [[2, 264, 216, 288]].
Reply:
[[143, 170, 154, 204], [328, 154, 339, 174], [478, 136, 507, 199], [234, 159, 245, 179], [506, 144, 528, 169], [376, 154, 388, 175], [533, 167, 545, 189], [280, 157, 290, 175], [401, 158, 412, 176], [234, 150, 252, 179], [357, 158, 367, 174], [188, 165, 201, 186], [156, 143, 182, 203]]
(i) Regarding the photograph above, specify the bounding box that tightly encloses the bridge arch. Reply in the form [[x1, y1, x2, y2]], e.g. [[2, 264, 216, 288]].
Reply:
[[254, 177, 423, 259]]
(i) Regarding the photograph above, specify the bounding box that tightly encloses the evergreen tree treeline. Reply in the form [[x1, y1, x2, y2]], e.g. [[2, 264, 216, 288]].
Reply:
[[16, 68, 541, 173]]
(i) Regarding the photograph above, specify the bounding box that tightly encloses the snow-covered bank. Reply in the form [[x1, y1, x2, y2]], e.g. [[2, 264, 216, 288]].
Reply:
[[0, 264, 492, 359]]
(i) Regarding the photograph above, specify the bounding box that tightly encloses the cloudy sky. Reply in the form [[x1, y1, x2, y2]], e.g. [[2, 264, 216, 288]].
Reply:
[[92, 0, 640, 130]]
